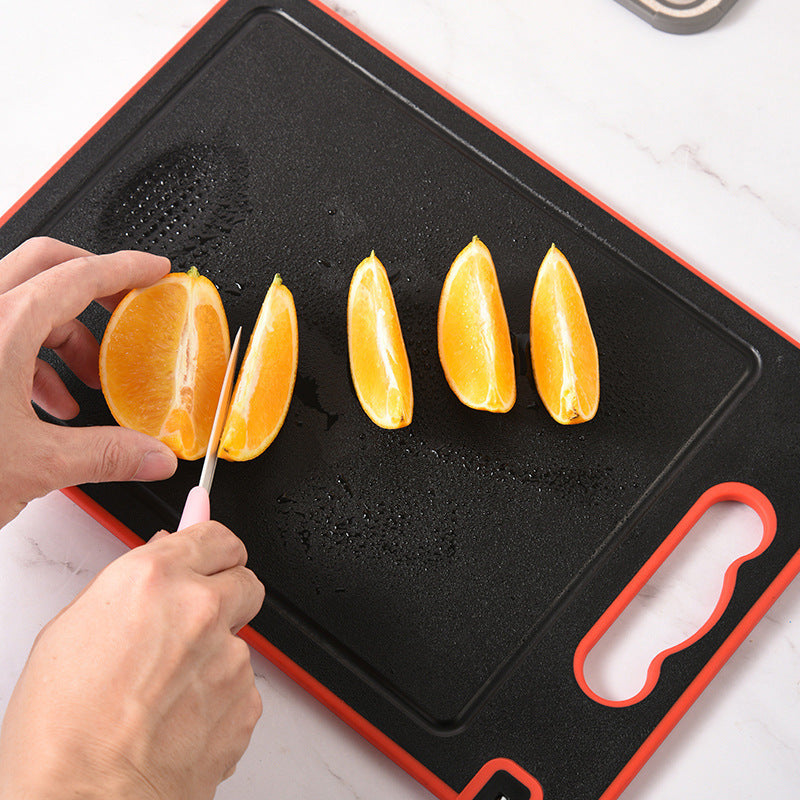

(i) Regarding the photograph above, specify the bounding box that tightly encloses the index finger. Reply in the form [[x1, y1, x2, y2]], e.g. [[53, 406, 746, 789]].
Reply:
[[155, 521, 249, 576], [20, 250, 170, 348], [0, 237, 94, 294]]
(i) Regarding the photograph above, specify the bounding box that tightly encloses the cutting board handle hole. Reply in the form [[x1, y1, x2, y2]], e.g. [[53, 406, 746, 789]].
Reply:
[[574, 483, 776, 706]]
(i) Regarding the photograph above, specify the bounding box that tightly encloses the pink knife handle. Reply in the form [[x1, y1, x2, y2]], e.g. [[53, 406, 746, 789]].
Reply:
[[178, 485, 211, 531]]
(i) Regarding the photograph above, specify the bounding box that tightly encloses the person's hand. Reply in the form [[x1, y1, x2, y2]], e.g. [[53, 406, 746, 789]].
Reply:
[[0, 237, 178, 527], [0, 521, 265, 800]]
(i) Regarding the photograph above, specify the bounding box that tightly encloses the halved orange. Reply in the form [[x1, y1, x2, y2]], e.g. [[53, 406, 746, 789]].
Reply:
[[347, 251, 413, 429], [530, 244, 599, 424], [99, 266, 230, 460], [437, 236, 516, 412], [219, 274, 298, 460]]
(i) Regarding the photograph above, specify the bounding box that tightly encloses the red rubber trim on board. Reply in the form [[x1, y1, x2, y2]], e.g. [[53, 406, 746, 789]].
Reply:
[[599, 502, 799, 800], [456, 758, 544, 800], [574, 482, 777, 707], [572, 482, 782, 799]]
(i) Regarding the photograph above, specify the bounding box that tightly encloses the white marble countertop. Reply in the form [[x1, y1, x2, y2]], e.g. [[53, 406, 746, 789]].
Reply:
[[2, 1, 799, 798]]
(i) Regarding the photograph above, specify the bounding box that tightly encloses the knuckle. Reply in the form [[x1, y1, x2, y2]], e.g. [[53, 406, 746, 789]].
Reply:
[[227, 567, 265, 628], [187, 584, 222, 633], [126, 548, 170, 590], [6, 281, 50, 344], [63, 255, 103, 296], [15, 236, 58, 263], [62, 253, 93, 271], [96, 437, 134, 480], [182, 525, 221, 566], [189, 519, 220, 543], [198, 522, 248, 564], [242, 566, 266, 605], [229, 530, 248, 564], [101, 250, 138, 285], [222, 756, 239, 781], [231, 635, 253, 671], [215, 520, 238, 537], [194, 519, 227, 541], [1, 285, 34, 330]]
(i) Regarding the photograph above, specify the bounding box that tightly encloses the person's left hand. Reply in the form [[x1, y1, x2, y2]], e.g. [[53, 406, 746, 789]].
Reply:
[[0, 237, 178, 527]]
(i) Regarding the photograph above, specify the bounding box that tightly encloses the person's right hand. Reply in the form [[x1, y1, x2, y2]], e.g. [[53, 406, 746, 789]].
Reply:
[[0, 521, 265, 800]]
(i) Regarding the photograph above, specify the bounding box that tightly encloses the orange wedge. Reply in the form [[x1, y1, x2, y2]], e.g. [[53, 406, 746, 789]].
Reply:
[[437, 236, 516, 412], [530, 244, 599, 424], [219, 274, 298, 461], [99, 267, 230, 460], [347, 251, 413, 429]]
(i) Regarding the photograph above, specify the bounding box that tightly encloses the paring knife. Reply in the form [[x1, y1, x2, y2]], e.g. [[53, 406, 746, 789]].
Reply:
[[177, 326, 242, 530]]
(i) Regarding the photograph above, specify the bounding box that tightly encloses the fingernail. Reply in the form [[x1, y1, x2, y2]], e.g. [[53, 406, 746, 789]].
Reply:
[[134, 450, 177, 481]]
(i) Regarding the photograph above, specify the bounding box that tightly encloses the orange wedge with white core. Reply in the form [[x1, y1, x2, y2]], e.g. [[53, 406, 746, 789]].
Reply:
[[219, 274, 298, 461], [437, 236, 516, 412], [99, 267, 230, 460], [530, 244, 599, 424], [347, 251, 413, 429]]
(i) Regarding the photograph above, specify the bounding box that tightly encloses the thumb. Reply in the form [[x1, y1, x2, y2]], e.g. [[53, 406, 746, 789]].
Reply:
[[48, 424, 178, 487]]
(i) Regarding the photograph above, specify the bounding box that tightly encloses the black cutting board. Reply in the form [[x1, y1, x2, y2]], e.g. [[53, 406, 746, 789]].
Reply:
[[2, 2, 799, 798]]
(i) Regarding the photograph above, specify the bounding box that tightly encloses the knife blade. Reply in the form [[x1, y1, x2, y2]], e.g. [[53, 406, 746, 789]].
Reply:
[[177, 326, 242, 530]]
